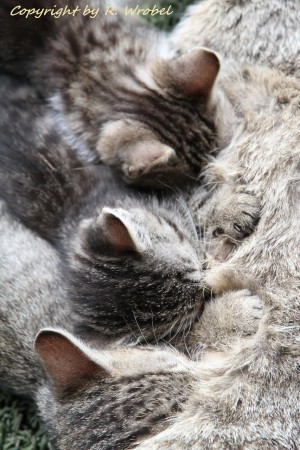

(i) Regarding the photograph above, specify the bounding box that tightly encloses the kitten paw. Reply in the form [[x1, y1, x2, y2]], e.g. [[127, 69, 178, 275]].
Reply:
[[205, 188, 260, 263], [192, 289, 264, 351], [210, 190, 260, 242], [232, 289, 264, 330]]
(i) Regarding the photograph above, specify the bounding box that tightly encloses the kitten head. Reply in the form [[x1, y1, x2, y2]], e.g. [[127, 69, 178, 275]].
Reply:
[[35, 328, 195, 449], [39, 13, 220, 186], [97, 47, 221, 186], [67, 203, 207, 343]]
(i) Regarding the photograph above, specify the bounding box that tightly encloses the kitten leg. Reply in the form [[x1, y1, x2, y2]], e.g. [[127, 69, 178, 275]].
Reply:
[[193, 185, 261, 264], [189, 289, 264, 355]]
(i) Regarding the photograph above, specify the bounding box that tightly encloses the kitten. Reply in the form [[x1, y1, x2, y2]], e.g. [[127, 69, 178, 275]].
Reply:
[[0, 200, 73, 398], [0, 200, 197, 448], [0, 74, 207, 345], [0, 0, 221, 187], [35, 284, 265, 450], [0, 198, 264, 449]]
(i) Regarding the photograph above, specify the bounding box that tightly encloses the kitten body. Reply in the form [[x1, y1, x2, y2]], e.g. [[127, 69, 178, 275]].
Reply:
[[0, 200, 72, 397]]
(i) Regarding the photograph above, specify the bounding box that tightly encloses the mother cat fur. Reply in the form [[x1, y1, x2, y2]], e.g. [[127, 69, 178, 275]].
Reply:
[[134, 0, 300, 448]]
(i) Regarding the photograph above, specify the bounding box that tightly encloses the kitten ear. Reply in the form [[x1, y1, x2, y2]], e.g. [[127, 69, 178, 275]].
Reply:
[[35, 329, 191, 398], [153, 47, 220, 99], [81, 207, 151, 257], [34, 328, 110, 395]]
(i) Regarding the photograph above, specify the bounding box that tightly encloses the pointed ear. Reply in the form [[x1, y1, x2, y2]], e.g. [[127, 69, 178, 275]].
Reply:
[[81, 207, 151, 258], [34, 328, 109, 395], [153, 47, 220, 99]]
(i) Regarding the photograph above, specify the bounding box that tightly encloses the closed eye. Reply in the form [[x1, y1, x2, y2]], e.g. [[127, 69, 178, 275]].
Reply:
[[233, 223, 243, 233]]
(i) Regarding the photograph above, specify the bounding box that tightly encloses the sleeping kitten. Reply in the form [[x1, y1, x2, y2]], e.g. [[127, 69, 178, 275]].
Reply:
[[0, 74, 208, 344], [35, 286, 265, 450], [0, 198, 264, 449], [0, 0, 220, 186], [0, 200, 197, 448]]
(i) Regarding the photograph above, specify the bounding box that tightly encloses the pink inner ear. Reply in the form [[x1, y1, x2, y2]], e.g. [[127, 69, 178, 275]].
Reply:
[[35, 331, 108, 392], [172, 48, 220, 97], [103, 213, 137, 255]]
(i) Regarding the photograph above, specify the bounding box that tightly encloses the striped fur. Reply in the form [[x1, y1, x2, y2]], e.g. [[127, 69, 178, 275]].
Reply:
[[0, 74, 207, 345], [0, 0, 220, 186]]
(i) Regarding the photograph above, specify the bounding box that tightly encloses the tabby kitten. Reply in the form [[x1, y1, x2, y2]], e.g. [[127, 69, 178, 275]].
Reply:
[[0, 0, 220, 186], [0, 200, 197, 449], [0, 74, 207, 344], [0, 198, 265, 450]]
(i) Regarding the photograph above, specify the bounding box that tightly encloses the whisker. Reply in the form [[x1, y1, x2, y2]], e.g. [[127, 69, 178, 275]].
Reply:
[[132, 310, 150, 345]]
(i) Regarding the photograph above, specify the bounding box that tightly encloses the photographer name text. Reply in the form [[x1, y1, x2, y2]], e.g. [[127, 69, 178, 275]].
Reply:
[[10, 4, 174, 19]]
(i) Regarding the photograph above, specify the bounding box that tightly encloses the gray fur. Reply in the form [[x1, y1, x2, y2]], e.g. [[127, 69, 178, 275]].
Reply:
[[0, 74, 208, 345], [0, 201, 72, 397], [171, 0, 300, 77], [134, 1, 300, 448]]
